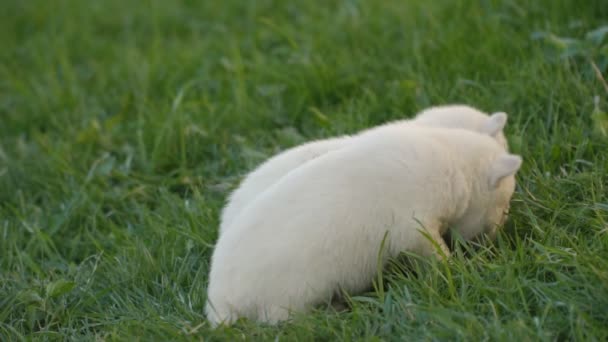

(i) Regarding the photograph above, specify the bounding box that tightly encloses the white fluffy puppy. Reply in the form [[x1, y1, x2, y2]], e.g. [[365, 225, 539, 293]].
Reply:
[[206, 124, 522, 326], [412, 105, 508, 149], [208, 106, 515, 326], [219, 105, 509, 234]]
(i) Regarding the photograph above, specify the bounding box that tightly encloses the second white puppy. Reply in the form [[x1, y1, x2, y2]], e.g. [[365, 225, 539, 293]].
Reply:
[[219, 105, 509, 234], [206, 124, 522, 326]]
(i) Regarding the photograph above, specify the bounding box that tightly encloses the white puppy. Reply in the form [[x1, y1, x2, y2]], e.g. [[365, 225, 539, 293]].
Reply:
[[411, 105, 508, 149], [219, 105, 509, 234], [206, 124, 522, 326]]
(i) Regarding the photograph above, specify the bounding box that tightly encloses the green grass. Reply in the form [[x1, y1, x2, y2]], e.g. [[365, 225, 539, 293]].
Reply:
[[1, 0, 608, 340]]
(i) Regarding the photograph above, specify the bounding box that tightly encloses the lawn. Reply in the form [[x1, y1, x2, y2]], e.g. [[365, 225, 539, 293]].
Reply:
[[1, 0, 608, 340]]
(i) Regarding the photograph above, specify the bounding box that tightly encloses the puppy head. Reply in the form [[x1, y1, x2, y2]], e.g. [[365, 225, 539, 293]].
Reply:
[[414, 105, 509, 150], [451, 153, 522, 241]]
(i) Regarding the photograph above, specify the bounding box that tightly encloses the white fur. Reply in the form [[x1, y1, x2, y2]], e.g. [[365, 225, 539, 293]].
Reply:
[[413, 105, 509, 149], [206, 124, 522, 326], [219, 136, 349, 231], [219, 104, 510, 233]]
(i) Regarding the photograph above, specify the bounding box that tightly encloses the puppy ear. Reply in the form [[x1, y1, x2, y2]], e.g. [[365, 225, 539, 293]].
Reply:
[[481, 112, 508, 137], [489, 154, 522, 188]]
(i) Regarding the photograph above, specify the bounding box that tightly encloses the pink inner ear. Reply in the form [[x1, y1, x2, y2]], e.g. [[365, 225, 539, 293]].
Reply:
[[483, 113, 508, 137], [490, 155, 522, 188]]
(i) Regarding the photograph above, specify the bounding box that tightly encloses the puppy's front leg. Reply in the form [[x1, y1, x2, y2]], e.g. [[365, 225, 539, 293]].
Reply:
[[418, 221, 452, 260]]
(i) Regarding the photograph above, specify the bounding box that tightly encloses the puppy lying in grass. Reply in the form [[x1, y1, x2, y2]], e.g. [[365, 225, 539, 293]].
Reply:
[[219, 105, 508, 234], [206, 117, 522, 326]]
